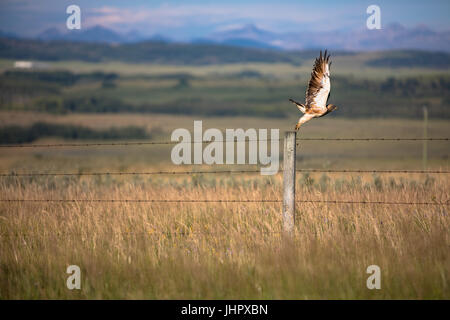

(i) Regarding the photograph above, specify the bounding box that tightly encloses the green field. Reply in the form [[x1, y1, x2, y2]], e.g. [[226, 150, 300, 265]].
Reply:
[[1, 55, 449, 119], [2, 51, 449, 78]]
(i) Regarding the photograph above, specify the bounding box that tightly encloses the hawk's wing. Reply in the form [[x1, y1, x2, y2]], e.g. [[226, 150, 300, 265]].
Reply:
[[305, 50, 331, 113]]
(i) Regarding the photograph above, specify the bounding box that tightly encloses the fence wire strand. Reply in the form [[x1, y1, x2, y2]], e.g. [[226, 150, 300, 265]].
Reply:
[[0, 199, 447, 205], [1, 230, 284, 238], [2, 136, 448, 208], [0, 137, 448, 148], [1, 169, 449, 177]]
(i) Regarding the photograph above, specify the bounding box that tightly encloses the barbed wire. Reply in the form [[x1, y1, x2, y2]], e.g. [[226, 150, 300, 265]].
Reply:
[[297, 169, 450, 174], [1, 169, 449, 177], [297, 138, 450, 141], [0, 137, 448, 148], [0, 170, 262, 176], [1, 230, 284, 238], [0, 199, 279, 203], [0, 199, 447, 205]]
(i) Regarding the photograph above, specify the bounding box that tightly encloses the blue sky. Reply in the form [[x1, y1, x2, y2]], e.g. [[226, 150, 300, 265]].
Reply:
[[1, 0, 449, 39]]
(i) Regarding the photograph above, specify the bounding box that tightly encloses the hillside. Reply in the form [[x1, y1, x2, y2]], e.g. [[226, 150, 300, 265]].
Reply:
[[1, 37, 450, 68], [1, 68, 448, 119], [1, 37, 449, 120], [0, 37, 297, 65], [366, 50, 450, 68]]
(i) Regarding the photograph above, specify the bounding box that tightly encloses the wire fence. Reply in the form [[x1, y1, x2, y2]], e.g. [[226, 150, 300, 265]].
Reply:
[[1, 136, 449, 208], [1, 199, 448, 205], [1, 230, 285, 239], [0, 137, 448, 148], [1, 169, 449, 177]]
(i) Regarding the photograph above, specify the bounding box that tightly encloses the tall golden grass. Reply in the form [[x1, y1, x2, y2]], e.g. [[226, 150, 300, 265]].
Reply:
[[0, 173, 448, 299]]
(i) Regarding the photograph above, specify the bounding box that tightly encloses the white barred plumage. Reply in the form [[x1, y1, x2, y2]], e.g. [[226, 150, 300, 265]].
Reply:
[[289, 50, 338, 130]]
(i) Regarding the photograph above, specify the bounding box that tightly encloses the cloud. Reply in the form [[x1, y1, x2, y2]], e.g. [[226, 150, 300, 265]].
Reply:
[[214, 24, 251, 32], [84, 3, 355, 34]]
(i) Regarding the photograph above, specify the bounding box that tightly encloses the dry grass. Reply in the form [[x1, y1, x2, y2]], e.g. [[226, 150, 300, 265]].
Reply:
[[0, 115, 448, 299], [0, 172, 448, 299]]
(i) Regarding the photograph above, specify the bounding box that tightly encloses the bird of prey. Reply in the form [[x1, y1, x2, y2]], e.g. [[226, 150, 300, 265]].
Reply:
[[289, 50, 338, 130]]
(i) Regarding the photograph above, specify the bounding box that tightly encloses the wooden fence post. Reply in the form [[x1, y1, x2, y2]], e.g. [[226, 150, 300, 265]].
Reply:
[[283, 131, 296, 235], [423, 106, 428, 170]]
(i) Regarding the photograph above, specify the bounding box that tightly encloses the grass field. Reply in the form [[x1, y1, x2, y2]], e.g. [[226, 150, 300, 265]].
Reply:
[[0, 114, 449, 299], [2, 53, 448, 79], [0, 167, 448, 299], [2, 56, 448, 119]]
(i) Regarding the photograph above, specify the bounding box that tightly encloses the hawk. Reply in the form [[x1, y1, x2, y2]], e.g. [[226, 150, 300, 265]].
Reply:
[[289, 50, 338, 130]]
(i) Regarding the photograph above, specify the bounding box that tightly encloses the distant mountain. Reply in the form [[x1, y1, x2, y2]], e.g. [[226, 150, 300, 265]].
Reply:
[[221, 38, 278, 49], [146, 34, 171, 43], [37, 27, 65, 41], [75, 25, 123, 43], [205, 23, 450, 52], [35, 25, 170, 44], [0, 30, 19, 39], [211, 24, 276, 42], [124, 29, 144, 43], [5, 22, 450, 52], [334, 24, 450, 52], [199, 24, 281, 49]]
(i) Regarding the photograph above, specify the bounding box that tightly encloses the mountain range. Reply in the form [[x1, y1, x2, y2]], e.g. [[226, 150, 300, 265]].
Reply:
[[5, 23, 450, 52], [200, 23, 450, 52], [36, 26, 170, 44]]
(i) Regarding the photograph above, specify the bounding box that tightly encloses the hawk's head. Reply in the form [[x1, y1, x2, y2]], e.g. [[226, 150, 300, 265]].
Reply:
[[326, 104, 338, 112]]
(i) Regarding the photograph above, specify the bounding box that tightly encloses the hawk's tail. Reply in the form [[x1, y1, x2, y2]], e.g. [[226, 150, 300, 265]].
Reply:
[[289, 99, 307, 114]]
